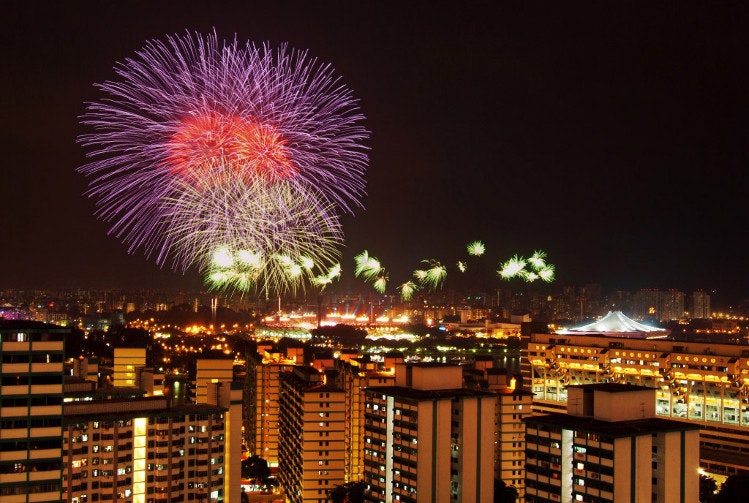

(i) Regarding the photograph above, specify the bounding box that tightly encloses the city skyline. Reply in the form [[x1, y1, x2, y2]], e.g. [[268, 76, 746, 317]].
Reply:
[[2, 2, 747, 301]]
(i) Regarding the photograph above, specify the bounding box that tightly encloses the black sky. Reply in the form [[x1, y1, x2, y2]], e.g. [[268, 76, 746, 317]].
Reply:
[[1, 1, 747, 301]]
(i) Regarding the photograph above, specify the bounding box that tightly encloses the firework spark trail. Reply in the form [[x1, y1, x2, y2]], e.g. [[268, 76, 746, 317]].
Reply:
[[189, 195, 342, 296], [162, 169, 343, 273], [79, 31, 368, 294]]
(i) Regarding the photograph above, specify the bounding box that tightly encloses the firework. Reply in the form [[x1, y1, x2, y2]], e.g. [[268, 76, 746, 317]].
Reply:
[[311, 263, 341, 291], [354, 251, 383, 281], [498, 255, 526, 279], [466, 240, 486, 256], [528, 250, 547, 270], [398, 281, 418, 301], [457, 260, 467, 273], [498, 251, 556, 283], [78, 31, 368, 294], [413, 269, 428, 281], [373, 273, 389, 294], [521, 270, 539, 282], [164, 171, 343, 295], [538, 264, 555, 282], [415, 260, 447, 290]]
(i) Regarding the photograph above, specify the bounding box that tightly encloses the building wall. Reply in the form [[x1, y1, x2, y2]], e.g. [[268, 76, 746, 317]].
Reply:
[[455, 395, 495, 503], [363, 387, 495, 503], [246, 352, 297, 466], [415, 398, 452, 503], [195, 359, 233, 404], [525, 332, 749, 475], [659, 430, 699, 503], [113, 348, 146, 388], [0, 324, 66, 503], [395, 364, 462, 390], [496, 393, 532, 497], [278, 369, 346, 503], [62, 400, 228, 503], [334, 359, 395, 482]]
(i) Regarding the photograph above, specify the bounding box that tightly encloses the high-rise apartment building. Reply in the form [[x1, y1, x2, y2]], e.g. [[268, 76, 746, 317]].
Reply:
[[633, 289, 685, 322], [689, 290, 711, 319], [524, 384, 699, 503], [363, 364, 495, 503], [0, 320, 67, 502], [525, 329, 749, 477], [62, 396, 229, 503], [278, 366, 346, 503], [464, 357, 533, 499], [244, 345, 303, 467], [334, 352, 398, 482]]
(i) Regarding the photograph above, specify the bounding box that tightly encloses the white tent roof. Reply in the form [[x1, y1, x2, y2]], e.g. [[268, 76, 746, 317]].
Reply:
[[562, 311, 663, 333]]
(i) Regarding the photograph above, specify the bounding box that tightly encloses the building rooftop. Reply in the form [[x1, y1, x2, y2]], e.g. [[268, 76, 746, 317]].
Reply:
[[0, 319, 66, 330], [364, 385, 495, 401], [525, 412, 700, 437], [559, 310, 665, 335], [63, 396, 226, 422]]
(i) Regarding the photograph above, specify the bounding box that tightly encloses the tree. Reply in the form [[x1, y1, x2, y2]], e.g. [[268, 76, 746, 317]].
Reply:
[[700, 474, 717, 503], [715, 473, 749, 503], [494, 479, 519, 503], [241, 455, 270, 483], [327, 481, 367, 503]]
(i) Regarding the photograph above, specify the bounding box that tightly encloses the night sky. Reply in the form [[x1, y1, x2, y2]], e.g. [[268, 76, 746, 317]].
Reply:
[[1, 1, 747, 302]]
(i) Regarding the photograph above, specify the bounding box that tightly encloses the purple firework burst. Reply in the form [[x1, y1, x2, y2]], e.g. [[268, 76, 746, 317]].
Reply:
[[78, 30, 369, 270]]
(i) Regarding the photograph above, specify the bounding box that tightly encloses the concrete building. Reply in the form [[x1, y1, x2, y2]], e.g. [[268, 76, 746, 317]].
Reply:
[[633, 289, 685, 322], [524, 384, 699, 503], [0, 320, 67, 502], [73, 356, 100, 385], [113, 348, 146, 388], [524, 326, 749, 477], [334, 352, 398, 482], [464, 357, 534, 499], [244, 345, 303, 467], [278, 366, 346, 503], [689, 290, 711, 319], [195, 359, 233, 405], [363, 364, 495, 503], [62, 396, 229, 503]]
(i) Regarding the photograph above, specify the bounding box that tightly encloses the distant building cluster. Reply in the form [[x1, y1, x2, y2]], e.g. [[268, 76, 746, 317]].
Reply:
[[0, 285, 727, 330]]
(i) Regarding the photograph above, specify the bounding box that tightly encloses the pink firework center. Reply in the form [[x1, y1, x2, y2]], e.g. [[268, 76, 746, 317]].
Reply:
[[167, 112, 297, 181]]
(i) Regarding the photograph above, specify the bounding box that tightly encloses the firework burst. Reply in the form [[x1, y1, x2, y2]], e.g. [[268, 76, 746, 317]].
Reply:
[[498, 251, 556, 283], [498, 255, 527, 279], [415, 260, 447, 290], [78, 31, 368, 295], [354, 251, 383, 281], [163, 170, 343, 295], [398, 281, 418, 301], [466, 240, 486, 257]]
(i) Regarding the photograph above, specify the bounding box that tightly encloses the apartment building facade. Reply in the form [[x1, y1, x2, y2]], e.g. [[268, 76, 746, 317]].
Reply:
[[0, 320, 67, 503], [362, 364, 495, 503], [524, 384, 699, 503]]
